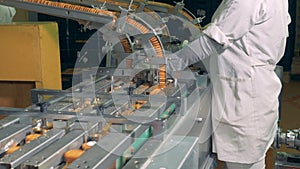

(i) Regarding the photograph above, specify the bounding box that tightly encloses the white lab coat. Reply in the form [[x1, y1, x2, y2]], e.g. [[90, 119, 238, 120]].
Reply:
[[168, 0, 290, 164], [0, 5, 16, 23]]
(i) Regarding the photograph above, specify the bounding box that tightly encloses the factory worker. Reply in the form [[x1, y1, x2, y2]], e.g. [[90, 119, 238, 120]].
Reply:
[[0, 5, 16, 23], [167, 0, 290, 168]]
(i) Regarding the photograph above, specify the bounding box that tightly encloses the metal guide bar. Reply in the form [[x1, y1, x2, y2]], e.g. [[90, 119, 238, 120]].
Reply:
[[0, 0, 114, 24], [0, 116, 19, 129], [30, 88, 69, 105], [71, 75, 110, 92], [0, 129, 65, 169], [63, 0, 123, 12], [24, 130, 86, 169], [0, 109, 80, 120], [146, 136, 199, 169], [116, 126, 152, 168], [63, 0, 144, 12], [68, 125, 149, 169], [122, 139, 159, 169], [0, 124, 31, 155], [64, 0, 195, 21], [124, 136, 199, 169], [0, 108, 104, 121], [0, 108, 161, 126]]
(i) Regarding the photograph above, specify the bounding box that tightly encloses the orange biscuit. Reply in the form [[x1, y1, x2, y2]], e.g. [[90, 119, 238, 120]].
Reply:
[[64, 149, 85, 163], [6, 146, 20, 154], [26, 134, 41, 143]]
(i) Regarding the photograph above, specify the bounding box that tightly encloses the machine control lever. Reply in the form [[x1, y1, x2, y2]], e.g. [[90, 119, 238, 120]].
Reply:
[[36, 102, 51, 130], [36, 102, 50, 113]]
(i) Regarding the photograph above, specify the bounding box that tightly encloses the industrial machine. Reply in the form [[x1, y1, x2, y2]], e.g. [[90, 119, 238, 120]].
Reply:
[[2, 1, 298, 168], [275, 128, 300, 168], [0, 0, 213, 168], [277, 128, 300, 151]]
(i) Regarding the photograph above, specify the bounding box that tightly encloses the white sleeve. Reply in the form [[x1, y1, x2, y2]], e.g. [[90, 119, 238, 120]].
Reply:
[[0, 5, 16, 23], [203, 0, 260, 47], [167, 33, 222, 71], [8, 7, 16, 18]]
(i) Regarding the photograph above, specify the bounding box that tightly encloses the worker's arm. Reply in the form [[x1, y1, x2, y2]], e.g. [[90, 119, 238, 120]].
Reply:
[[203, 0, 262, 47], [0, 5, 16, 23], [167, 33, 222, 71], [167, 0, 262, 71]]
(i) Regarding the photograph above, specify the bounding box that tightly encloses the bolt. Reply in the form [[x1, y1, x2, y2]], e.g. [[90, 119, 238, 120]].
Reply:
[[145, 58, 150, 63], [196, 117, 203, 122]]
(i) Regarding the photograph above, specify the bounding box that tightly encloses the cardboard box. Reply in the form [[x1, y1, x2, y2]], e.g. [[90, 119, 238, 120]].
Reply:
[[0, 22, 62, 107]]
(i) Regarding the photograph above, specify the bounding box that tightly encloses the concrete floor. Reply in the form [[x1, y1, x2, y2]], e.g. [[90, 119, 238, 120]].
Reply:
[[214, 79, 300, 169]]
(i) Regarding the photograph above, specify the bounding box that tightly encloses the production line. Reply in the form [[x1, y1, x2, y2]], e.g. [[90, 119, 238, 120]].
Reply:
[[0, 0, 299, 168], [0, 67, 212, 169], [0, 0, 214, 168]]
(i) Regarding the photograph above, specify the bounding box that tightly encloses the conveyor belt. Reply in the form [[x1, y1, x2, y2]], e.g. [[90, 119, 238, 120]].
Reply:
[[0, 129, 65, 169], [68, 125, 150, 169], [0, 0, 199, 63], [116, 15, 165, 58], [63, 0, 199, 25], [0, 0, 117, 24], [24, 130, 86, 169], [159, 64, 166, 87]]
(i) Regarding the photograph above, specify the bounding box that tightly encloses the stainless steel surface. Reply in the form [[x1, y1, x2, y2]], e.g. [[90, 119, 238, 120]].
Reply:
[[145, 136, 199, 169], [123, 136, 199, 169], [0, 129, 65, 169], [0, 76, 212, 168], [24, 130, 86, 169], [0, 1, 214, 168], [0, 81, 212, 169], [68, 125, 149, 169], [0, 116, 19, 129], [0, 124, 31, 155]]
